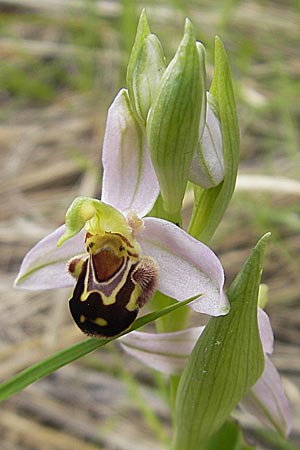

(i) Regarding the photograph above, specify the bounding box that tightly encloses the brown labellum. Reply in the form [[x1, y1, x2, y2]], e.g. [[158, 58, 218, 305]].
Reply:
[[68, 233, 159, 337]]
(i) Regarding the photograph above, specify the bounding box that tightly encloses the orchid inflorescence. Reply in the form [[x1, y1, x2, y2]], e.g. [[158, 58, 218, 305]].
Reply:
[[11, 10, 292, 449]]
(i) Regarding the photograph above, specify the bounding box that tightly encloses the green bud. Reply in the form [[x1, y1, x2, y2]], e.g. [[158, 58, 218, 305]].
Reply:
[[132, 34, 165, 124], [147, 19, 204, 215], [126, 10, 151, 113], [174, 234, 268, 449]]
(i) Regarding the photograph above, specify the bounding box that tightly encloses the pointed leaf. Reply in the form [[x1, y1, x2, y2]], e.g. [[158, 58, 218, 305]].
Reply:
[[0, 295, 195, 403], [173, 234, 269, 449]]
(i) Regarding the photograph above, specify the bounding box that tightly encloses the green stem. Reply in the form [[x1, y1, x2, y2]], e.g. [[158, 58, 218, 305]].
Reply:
[[188, 184, 222, 243], [149, 193, 182, 226], [250, 427, 296, 450], [150, 291, 190, 333]]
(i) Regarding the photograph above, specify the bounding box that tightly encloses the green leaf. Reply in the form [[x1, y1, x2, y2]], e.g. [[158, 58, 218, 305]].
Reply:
[[147, 19, 204, 216], [251, 427, 297, 450], [173, 234, 269, 450], [203, 420, 255, 450], [0, 295, 195, 403], [189, 36, 240, 243]]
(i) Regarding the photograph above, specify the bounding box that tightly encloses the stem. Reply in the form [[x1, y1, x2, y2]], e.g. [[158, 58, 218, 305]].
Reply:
[[188, 184, 221, 243], [149, 193, 183, 226], [150, 291, 190, 333]]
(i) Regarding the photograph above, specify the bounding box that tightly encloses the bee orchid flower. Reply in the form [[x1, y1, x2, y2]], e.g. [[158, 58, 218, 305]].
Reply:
[[15, 87, 229, 337]]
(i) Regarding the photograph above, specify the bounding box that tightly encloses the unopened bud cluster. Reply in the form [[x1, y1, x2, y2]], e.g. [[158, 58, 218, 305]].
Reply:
[[104, 10, 237, 220]]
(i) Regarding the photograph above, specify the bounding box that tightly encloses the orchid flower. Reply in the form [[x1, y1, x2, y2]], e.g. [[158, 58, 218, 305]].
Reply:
[[15, 85, 229, 338], [120, 308, 292, 437], [11, 11, 292, 448], [14, 193, 228, 337]]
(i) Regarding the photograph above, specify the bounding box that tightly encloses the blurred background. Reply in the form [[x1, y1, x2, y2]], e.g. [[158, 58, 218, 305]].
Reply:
[[1, 0, 299, 449]]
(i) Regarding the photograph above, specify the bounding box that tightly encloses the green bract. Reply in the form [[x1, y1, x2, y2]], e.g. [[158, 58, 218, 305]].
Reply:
[[173, 234, 268, 449], [147, 19, 205, 216], [0, 297, 196, 403]]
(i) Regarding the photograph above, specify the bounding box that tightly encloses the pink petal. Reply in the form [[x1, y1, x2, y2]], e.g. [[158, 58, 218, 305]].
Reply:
[[258, 308, 274, 354], [240, 356, 292, 437], [14, 225, 85, 290], [189, 103, 225, 189], [101, 89, 159, 217], [120, 327, 203, 374], [136, 218, 229, 316]]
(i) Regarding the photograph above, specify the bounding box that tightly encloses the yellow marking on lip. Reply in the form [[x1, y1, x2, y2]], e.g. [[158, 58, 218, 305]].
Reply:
[[92, 317, 108, 326], [80, 256, 139, 306], [80, 289, 117, 305], [80, 292, 89, 302], [125, 285, 141, 311]]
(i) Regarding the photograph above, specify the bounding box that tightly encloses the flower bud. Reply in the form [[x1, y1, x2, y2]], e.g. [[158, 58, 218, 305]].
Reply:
[[189, 94, 225, 188], [126, 10, 165, 124], [126, 10, 150, 106], [146, 19, 205, 216], [131, 34, 165, 123]]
